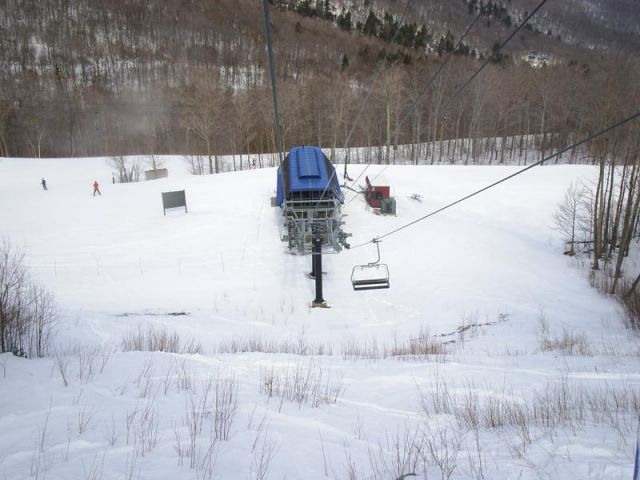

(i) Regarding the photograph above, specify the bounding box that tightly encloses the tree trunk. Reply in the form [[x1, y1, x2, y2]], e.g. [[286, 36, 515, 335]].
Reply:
[[611, 175, 640, 293], [602, 161, 615, 258], [592, 157, 606, 270], [608, 163, 628, 260], [385, 102, 391, 164]]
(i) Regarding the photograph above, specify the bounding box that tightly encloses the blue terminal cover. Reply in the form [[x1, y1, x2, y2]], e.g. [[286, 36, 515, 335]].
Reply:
[[288, 146, 326, 191], [285, 146, 344, 203]]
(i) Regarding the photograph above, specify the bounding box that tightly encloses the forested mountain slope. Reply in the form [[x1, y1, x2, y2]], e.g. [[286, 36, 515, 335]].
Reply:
[[0, 0, 638, 158]]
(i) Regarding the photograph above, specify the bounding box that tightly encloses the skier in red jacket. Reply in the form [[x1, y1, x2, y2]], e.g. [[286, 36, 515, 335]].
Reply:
[[93, 181, 101, 196]]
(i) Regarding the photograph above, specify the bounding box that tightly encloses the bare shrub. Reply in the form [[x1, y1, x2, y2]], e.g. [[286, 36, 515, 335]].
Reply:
[[174, 374, 237, 478], [161, 357, 177, 395], [589, 265, 616, 295], [52, 344, 113, 386], [259, 360, 344, 409], [0, 239, 57, 358], [175, 358, 194, 391], [423, 425, 463, 480], [0, 238, 27, 355], [124, 451, 138, 480], [126, 399, 160, 456], [82, 452, 105, 480], [219, 329, 447, 363], [367, 426, 424, 480], [537, 311, 591, 355], [251, 429, 277, 480], [213, 374, 238, 441], [537, 311, 550, 338], [455, 386, 532, 443], [173, 425, 188, 467], [63, 418, 72, 462], [104, 414, 119, 447], [466, 429, 488, 480], [195, 427, 219, 480], [341, 330, 448, 362], [77, 405, 97, 435], [390, 328, 447, 360], [418, 375, 640, 442], [77, 346, 98, 383], [418, 371, 454, 417], [341, 337, 383, 360], [26, 285, 57, 358], [456, 386, 480, 431], [122, 324, 203, 354], [539, 329, 591, 356], [97, 344, 112, 373], [53, 348, 71, 386], [217, 335, 332, 356], [30, 405, 52, 477], [183, 379, 213, 468], [134, 358, 156, 398], [343, 443, 362, 480]]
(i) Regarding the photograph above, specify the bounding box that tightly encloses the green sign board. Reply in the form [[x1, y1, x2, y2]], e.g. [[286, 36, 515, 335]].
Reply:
[[162, 190, 187, 215]]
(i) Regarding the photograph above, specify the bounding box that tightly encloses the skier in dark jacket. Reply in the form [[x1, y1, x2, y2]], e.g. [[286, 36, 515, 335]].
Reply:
[[41, 178, 48, 190]]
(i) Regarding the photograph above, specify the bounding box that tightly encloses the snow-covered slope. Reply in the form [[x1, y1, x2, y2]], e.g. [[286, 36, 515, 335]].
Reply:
[[0, 155, 638, 480]]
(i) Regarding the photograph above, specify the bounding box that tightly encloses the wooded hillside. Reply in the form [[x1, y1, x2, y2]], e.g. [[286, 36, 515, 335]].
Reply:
[[0, 0, 638, 159]]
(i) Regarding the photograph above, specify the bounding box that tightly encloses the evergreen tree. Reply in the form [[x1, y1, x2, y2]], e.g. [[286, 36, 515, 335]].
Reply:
[[362, 10, 382, 37], [341, 53, 349, 69], [436, 30, 455, 55], [321, 0, 334, 20], [337, 8, 353, 31], [455, 42, 470, 55], [380, 12, 397, 42], [490, 40, 504, 63], [296, 0, 315, 17], [414, 25, 430, 49], [397, 23, 417, 47]]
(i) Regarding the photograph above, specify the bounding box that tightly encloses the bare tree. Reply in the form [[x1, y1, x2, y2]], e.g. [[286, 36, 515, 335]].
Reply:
[[233, 93, 259, 170], [27, 285, 57, 358], [183, 155, 206, 175], [107, 155, 141, 183], [0, 97, 10, 157], [0, 239, 57, 357], [552, 181, 588, 255], [145, 154, 164, 172], [182, 77, 228, 174], [377, 67, 406, 164], [0, 239, 27, 354]]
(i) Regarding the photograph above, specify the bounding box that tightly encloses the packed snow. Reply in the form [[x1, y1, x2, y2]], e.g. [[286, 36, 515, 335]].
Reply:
[[0, 154, 638, 480]]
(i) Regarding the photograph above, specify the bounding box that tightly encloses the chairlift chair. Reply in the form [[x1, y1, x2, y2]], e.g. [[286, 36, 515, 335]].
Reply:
[[351, 240, 390, 291]]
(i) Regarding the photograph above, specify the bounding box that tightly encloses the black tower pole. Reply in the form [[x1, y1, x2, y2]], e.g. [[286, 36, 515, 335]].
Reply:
[[261, 0, 285, 167], [310, 248, 316, 278], [311, 237, 327, 307]]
